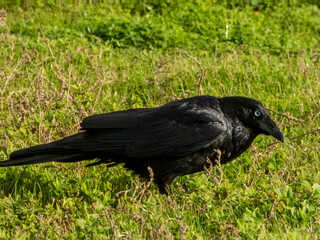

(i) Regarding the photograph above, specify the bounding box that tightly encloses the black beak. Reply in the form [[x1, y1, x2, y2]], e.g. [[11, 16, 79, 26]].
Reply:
[[260, 120, 284, 142], [271, 128, 284, 142]]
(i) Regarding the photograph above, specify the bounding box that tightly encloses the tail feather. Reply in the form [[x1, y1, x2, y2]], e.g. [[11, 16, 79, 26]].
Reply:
[[1, 133, 97, 167], [0, 153, 85, 167], [9, 142, 60, 159]]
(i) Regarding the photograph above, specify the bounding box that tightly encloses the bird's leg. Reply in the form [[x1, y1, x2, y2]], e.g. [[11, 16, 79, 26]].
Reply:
[[156, 175, 176, 195], [158, 183, 171, 195]]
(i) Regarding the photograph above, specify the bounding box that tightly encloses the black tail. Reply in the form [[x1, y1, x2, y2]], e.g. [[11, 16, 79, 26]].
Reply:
[[1, 133, 96, 167]]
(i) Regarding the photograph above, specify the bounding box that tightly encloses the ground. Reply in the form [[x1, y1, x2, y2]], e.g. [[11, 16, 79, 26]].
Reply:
[[1, 2, 320, 239]]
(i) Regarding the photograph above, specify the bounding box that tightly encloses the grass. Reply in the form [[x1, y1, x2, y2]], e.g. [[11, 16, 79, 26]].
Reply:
[[1, 2, 320, 239]]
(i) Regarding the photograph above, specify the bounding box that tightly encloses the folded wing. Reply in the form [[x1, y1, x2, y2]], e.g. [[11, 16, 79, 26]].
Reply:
[[80, 98, 227, 158]]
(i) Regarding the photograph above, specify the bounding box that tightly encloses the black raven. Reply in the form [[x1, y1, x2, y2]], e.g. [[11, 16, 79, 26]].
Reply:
[[1, 96, 284, 194]]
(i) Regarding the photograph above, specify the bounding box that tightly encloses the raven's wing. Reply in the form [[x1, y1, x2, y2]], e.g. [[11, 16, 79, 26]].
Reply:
[[80, 98, 227, 158]]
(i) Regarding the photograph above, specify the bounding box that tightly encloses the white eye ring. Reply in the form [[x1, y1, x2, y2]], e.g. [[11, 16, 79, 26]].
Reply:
[[254, 110, 261, 117]]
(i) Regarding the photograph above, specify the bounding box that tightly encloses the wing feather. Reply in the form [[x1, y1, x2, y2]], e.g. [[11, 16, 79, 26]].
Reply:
[[78, 97, 227, 158]]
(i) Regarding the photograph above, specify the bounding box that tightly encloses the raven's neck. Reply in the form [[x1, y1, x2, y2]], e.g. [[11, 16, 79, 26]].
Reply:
[[221, 120, 258, 163], [232, 124, 257, 157]]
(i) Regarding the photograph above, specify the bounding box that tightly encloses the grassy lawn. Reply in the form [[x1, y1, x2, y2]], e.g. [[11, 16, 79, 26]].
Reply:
[[1, 1, 320, 239]]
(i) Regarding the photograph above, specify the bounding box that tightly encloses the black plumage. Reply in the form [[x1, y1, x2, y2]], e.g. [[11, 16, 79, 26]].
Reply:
[[1, 96, 284, 194]]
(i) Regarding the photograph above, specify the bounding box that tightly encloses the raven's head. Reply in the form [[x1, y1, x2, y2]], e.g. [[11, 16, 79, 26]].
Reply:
[[222, 97, 284, 142]]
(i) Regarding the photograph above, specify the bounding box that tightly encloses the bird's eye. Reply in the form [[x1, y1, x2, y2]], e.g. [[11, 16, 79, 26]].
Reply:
[[254, 110, 261, 117]]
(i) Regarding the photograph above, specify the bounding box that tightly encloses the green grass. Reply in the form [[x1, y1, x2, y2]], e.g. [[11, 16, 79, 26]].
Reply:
[[1, 2, 320, 239]]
